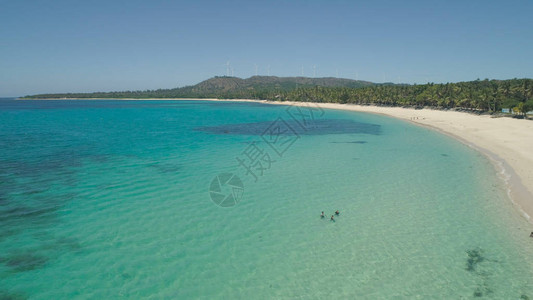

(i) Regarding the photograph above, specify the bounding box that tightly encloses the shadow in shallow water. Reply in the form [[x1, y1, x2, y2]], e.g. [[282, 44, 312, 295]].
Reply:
[[330, 141, 368, 144], [195, 119, 381, 136], [0, 252, 48, 273]]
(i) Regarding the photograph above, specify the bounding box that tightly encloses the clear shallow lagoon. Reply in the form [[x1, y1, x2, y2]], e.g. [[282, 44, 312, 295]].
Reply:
[[1, 99, 532, 299]]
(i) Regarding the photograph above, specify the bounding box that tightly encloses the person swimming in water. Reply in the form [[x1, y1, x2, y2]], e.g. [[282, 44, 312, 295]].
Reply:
[[330, 215, 335, 221], [530, 231, 533, 238], [335, 210, 340, 215], [321, 211, 325, 218]]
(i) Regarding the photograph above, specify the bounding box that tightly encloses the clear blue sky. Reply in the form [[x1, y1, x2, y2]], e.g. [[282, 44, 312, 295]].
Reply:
[[1, 0, 532, 96]]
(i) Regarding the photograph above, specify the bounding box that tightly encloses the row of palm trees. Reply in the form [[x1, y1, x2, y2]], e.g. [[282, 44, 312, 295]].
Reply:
[[277, 79, 533, 114]]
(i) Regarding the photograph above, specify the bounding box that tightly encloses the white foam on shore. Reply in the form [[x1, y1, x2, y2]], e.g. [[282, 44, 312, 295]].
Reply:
[[407, 120, 533, 224], [487, 151, 531, 222]]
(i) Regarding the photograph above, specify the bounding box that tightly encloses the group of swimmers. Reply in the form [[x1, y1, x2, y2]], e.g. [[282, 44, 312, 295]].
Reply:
[[321, 210, 340, 221]]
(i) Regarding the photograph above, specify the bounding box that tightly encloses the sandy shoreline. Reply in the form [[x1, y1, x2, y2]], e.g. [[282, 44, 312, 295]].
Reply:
[[270, 101, 533, 223], [22, 97, 533, 223]]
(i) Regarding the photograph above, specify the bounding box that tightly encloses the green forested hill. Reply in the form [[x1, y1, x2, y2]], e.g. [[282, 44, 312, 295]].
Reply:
[[22, 76, 374, 100], [21, 76, 533, 114]]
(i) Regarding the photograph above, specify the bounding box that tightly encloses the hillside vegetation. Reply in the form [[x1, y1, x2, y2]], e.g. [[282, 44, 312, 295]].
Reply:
[[23, 76, 373, 100]]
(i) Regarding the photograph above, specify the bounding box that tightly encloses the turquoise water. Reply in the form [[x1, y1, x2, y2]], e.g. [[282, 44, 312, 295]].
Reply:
[[1, 99, 532, 299]]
